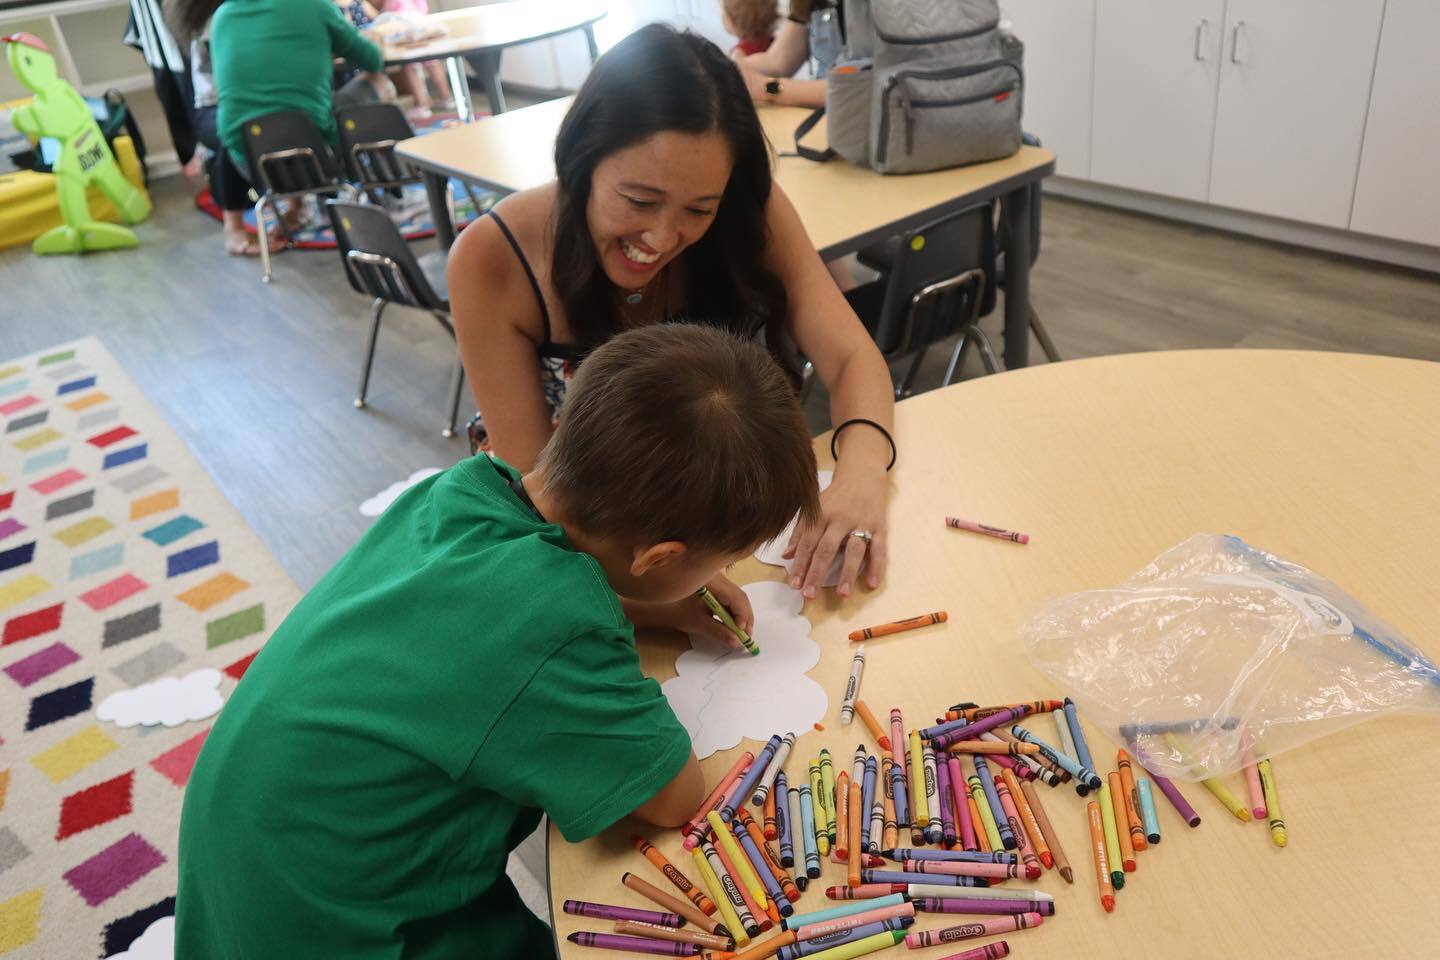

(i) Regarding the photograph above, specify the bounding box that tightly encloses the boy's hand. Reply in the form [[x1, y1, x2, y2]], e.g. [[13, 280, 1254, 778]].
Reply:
[[625, 575, 754, 650]]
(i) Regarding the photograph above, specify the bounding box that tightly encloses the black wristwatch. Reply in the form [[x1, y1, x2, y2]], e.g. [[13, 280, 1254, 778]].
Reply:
[[765, 78, 782, 100]]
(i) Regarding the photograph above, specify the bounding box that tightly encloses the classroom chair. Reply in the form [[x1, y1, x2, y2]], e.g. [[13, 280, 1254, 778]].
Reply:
[[241, 110, 357, 284], [844, 202, 999, 398], [325, 200, 466, 438], [333, 102, 488, 214]]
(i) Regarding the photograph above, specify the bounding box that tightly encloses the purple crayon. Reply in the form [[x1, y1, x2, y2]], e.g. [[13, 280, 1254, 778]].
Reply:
[[933, 708, 1026, 748], [721, 735, 783, 822], [1147, 768, 1202, 827], [567, 932, 699, 955], [883, 848, 1017, 864], [861, 869, 989, 887], [563, 900, 683, 928], [916, 897, 1057, 916], [936, 754, 957, 846]]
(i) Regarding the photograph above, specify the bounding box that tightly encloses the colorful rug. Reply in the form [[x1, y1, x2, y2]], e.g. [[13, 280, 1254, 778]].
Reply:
[[0, 338, 301, 957], [193, 112, 500, 249]]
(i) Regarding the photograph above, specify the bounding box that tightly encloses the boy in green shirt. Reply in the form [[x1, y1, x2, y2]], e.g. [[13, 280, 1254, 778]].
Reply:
[[176, 325, 820, 958]]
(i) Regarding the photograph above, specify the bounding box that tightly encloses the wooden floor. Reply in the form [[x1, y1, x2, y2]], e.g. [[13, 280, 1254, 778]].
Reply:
[[3, 173, 1438, 589]]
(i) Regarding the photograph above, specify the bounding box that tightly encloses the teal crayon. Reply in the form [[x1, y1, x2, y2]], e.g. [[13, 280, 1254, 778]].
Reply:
[[1010, 725, 1102, 788], [798, 782, 821, 878], [698, 586, 758, 656], [1137, 778, 1162, 844]]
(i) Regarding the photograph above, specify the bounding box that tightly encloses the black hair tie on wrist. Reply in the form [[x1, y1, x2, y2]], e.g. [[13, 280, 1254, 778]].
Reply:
[[830, 418, 896, 471]]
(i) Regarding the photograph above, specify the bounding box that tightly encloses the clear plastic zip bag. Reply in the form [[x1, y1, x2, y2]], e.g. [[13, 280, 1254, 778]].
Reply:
[[1021, 534, 1440, 781]]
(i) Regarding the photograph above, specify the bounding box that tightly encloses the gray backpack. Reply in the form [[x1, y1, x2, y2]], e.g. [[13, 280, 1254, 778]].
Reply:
[[797, 0, 1024, 175]]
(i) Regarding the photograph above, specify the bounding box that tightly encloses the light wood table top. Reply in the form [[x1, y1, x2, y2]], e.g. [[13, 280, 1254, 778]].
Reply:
[[396, 99, 1055, 259], [379, 0, 606, 66], [548, 349, 1440, 959]]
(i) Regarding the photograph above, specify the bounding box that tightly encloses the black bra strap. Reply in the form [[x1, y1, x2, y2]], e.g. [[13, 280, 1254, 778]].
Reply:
[[488, 210, 554, 346]]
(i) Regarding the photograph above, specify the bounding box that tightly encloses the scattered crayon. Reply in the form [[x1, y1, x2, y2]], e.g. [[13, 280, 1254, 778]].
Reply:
[[1136, 777, 1162, 844], [798, 782, 821, 878], [704, 837, 763, 937], [947, 701, 1062, 723], [997, 768, 1044, 878], [848, 611, 947, 642], [739, 809, 801, 906], [905, 912, 1043, 949], [914, 897, 1056, 916], [861, 869, 989, 887], [725, 736, 783, 822], [840, 647, 866, 725], [922, 740, 943, 843], [1063, 699, 1097, 793], [1087, 802, 1115, 913], [928, 944, 1010, 960], [1010, 725, 1102, 788], [776, 918, 911, 959], [947, 741, 1042, 756], [1018, 779, 1071, 883], [1258, 758, 1287, 847], [908, 731, 930, 845], [565, 899, 684, 928], [699, 585, 758, 656], [754, 733, 796, 808], [807, 761, 830, 857], [881, 757, 899, 850], [1199, 776, 1252, 822], [1097, 781, 1124, 890], [778, 777, 795, 866], [934, 708, 1027, 748], [764, 789, 779, 843], [1115, 751, 1148, 852], [888, 711, 911, 828], [781, 893, 906, 931], [1243, 733, 1267, 819], [883, 848, 1016, 864], [936, 750, 957, 846], [711, 812, 770, 912], [792, 902, 915, 942], [834, 770, 851, 861], [854, 700, 891, 751], [734, 821, 791, 917], [784, 929, 905, 960], [901, 859, 1023, 881], [613, 920, 735, 951], [1052, 707, 1078, 772], [633, 835, 719, 918], [622, 871, 727, 935], [1145, 766, 1202, 827], [862, 755, 880, 854], [568, 931, 699, 955], [851, 745, 867, 789], [968, 792, 995, 853], [904, 885, 1054, 902], [720, 929, 794, 960], [972, 756, 1015, 849], [1108, 773, 1136, 873], [693, 845, 748, 947], [847, 778, 863, 887], [686, 753, 755, 849], [819, 750, 838, 846], [948, 756, 978, 851], [989, 730, 1064, 785], [944, 516, 1029, 544]]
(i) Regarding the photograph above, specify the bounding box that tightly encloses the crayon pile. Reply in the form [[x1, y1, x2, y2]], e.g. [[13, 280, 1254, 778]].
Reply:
[[567, 687, 1288, 957]]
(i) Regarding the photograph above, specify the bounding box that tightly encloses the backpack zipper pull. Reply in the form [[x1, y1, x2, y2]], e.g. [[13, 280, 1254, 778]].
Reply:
[[902, 90, 916, 156]]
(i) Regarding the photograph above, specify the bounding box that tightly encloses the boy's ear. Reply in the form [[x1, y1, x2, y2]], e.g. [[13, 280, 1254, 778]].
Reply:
[[631, 541, 688, 577]]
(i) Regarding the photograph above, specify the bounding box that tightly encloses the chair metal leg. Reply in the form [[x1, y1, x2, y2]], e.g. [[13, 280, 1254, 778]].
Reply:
[[1029, 305, 1062, 363], [356, 298, 386, 408], [443, 356, 465, 438], [798, 359, 816, 404], [942, 332, 972, 387], [974, 328, 1001, 374], [255, 195, 274, 284], [897, 342, 932, 398]]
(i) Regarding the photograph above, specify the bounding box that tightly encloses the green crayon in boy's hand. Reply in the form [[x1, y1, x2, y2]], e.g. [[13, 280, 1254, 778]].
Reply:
[[698, 586, 759, 656]]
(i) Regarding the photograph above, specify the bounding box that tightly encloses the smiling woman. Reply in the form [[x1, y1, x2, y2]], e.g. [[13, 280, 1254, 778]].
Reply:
[[446, 23, 896, 624]]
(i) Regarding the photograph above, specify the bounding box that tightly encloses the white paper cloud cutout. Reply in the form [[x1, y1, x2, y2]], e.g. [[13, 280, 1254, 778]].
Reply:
[[662, 581, 828, 758], [107, 916, 173, 960], [360, 468, 443, 517], [97, 669, 224, 728], [755, 471, 842, 588]]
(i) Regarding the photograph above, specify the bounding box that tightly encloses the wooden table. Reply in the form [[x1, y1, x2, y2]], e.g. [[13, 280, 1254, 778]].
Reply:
[[380, 1, 605, 123], [546, 349, 1440, 959], [397, 99, 1056, 368]]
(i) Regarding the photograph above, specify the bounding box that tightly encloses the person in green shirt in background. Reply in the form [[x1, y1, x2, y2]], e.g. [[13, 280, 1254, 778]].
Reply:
[[175, 324, 821, 958]]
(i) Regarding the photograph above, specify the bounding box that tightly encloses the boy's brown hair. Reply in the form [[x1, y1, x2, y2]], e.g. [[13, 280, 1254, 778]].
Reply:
[[724, 0, 779, 38], [538, 324, 820, 556]]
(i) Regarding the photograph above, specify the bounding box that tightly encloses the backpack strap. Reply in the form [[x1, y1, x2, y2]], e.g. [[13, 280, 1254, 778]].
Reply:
[[791, 107, 834, 163]]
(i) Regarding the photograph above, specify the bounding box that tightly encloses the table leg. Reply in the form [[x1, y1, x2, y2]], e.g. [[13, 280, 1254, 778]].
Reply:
[[445, 56, 474, 124], [583, 23, 600, 62], [464, 49, 507, 115], [424, 170, 457, 254], [1002, 184, 1033, 369]]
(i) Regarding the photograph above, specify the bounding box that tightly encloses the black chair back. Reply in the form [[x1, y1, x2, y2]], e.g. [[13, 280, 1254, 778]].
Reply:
[[241, 110, 342, 196], [334, 103, 419, 188], [326, 200, 446, 312]]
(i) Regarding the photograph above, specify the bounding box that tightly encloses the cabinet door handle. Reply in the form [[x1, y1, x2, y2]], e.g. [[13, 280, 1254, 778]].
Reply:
[[1194, 18, 1210, 60], [1231, 20, 1247, 64]]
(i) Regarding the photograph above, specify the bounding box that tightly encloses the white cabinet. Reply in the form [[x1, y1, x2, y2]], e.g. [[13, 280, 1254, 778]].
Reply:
[[1350, 0, 1440, 247], [1089, 0, 1225, 201], [1000, 0, 1096, 179], [1208, 0, 1384, 228]]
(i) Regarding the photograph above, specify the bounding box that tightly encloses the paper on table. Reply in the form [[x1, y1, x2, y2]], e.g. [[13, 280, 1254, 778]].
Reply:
[[662, 581, 827, 759], [754, 470, 842, 588]]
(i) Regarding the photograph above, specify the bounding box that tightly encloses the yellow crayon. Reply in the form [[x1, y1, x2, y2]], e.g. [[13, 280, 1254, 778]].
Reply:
[[907, 730, 929, 837], [1200, 776, 1252, 822], [1257, 759, 1286, 847], [692, 846, 747, 947], [808, 760, 830, 856], [708, 811, 769, 912], [819, 749, 838, 845]]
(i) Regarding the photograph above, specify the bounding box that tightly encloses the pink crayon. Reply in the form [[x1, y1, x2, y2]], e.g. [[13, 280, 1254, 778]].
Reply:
[[945, 516, 1029, 544], [906, 912, 1044, 948], [903, 859, 1023, 881], [683, 753, 753, 849], [1242, 732, 1267, 818], [948, 755, 978, 850], [793, 902, 916, 940], [934, 943, 1011, 960]]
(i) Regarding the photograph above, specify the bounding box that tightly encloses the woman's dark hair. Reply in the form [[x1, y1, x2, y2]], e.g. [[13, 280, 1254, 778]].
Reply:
[[167, 0, 225, 40], [552, 24, 789, 364]]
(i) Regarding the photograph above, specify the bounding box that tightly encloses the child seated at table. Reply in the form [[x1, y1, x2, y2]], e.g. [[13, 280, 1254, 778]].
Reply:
[[175, 324, 820, 958], [723, 0, 779, 55]]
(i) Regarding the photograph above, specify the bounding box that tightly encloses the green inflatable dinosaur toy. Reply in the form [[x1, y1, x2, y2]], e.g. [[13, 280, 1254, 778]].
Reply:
[[4, 32, 150, 254]]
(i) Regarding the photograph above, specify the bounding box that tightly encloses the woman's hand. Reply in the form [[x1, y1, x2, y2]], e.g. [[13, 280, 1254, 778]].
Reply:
[[625, 574, 756, 649], [733, 58, 773, 102], [786, 465, 888, 600]]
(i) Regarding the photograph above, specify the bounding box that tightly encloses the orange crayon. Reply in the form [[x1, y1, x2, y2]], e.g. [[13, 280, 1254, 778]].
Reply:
[[1002, 768, 1050, 870], [633, 834, 719, 916], [622, 871, 730, 937], [854, 700, 892, 751], [1116, 751, 1148, 852], [613, 920, 735, 951], [881, 757, 899, 850], [1088, 801, 1115, 912], [847, 779, 863, 888], [712, 929, 796, 960], [947, 741, 1042, 757], [849, 611, 947, 642], [685, 753, 754, 843], [763, 789, 779, 841], [834, 771, 851, 861], [1108, 773, 1136, 872], [1020, 779, 1071, 883]]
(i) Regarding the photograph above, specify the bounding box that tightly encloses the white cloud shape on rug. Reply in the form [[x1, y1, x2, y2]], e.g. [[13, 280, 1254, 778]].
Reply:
[[662, 581, 827, 759], [360, 468, 443, 517], [97, 669, 224, 728], [107, 916, 173, 959], [755, 471, 842, 588]]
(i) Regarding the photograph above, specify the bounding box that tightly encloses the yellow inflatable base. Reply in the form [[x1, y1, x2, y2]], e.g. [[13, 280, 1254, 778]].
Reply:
[[0, 134, 150, 252]]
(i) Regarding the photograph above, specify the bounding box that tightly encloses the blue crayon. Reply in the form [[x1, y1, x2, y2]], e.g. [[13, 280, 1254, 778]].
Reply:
[[919, 717, 969, 740], [776, 918, 913, 959], [971, 756, 1016, 850], [859, 755, 877, 853], [735, 822, 792, 916], [1137, 777, 1162, 844], [861, 869, 990, 887], [883, 848, 1018, 864], [1011, 724, 1103, 788], [1064, 699, 1097, 796], [798, 782, 821, 878], [776, 771, 793, 866], [722, 735, 782, 821], [782, 893, 906, 930]]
